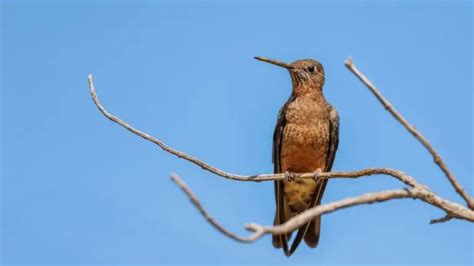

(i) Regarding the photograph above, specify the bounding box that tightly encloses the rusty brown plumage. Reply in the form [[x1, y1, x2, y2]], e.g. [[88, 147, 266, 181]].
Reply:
[[256, 56, 339, 256]]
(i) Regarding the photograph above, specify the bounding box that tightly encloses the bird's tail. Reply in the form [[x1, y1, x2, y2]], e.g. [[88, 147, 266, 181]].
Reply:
[[303, 216, 321, 248], [286, 216, 321, 256], [272, 202, 293, 250]]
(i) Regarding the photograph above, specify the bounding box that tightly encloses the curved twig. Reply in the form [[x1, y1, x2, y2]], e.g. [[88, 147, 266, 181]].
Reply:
[[345, 58, 474, 210], [170, 174, 261, 242]]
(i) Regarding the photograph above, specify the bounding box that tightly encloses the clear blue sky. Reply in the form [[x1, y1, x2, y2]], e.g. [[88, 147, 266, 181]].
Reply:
[[1, 1, 472, 265]]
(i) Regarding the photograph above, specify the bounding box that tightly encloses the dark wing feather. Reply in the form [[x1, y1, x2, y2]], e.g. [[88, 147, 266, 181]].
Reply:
[[325, 107, 340, 172], [273, 96, 294, 172], [272, 96, 293, 255]]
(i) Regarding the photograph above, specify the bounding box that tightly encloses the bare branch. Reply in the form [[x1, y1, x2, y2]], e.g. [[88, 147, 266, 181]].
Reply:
[[88, 76, 416, 185], [170, 173, 474, 243], [344, 58, 474, 210], [430, 214, 453, 225], [249, 184, 474, 240], [88, 74, 248, 181]]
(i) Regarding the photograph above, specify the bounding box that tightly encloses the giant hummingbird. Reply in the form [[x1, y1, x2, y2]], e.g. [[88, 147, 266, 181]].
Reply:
[[255, 56, 340, 256]]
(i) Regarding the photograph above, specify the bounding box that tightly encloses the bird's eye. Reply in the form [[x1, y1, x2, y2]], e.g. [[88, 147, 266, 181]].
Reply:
[[307, 66, 315, 73]]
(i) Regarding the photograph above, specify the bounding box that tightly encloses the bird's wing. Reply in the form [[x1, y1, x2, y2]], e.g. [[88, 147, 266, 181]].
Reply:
[[272, 96, 293, 255], [273, 96, 294, 172], [290, 106, 340, 253], [325, 107, 340, 172]]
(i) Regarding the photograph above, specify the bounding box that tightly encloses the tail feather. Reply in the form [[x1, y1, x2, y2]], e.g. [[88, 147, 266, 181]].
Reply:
[[304, 216, 321, 248], [274, 178, 326, 256], [272, 212, 293, 248], [273, 192, 293, 249]]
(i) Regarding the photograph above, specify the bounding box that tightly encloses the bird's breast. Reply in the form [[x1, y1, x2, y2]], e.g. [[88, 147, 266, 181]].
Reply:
[[280, 97, 331, 213], [281, 98, 330, 173], [281, 122, 329, 173]]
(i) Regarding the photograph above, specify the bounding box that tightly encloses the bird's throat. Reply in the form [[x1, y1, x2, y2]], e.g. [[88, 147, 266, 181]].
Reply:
[[292, 84, 324, 98]]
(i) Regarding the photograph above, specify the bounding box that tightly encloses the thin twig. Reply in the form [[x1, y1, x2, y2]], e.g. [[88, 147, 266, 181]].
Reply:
[[170, 173, 262, 242], [430, 214, 453, 224], [344, 58, 474, 210], [88, 74, 247, 181]]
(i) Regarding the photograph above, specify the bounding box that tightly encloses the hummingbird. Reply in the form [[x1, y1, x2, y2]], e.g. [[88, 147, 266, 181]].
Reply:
[[255, 56, 340, 256]]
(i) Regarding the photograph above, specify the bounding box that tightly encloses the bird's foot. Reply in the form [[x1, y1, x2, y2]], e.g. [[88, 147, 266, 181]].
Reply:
[[284, 171, 295, 182], [313, 169, 322, 181]]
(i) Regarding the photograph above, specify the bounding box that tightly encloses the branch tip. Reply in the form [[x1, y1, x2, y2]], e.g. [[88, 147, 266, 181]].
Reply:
[[244, 223, 261, 232], [344, 57, 353, 67], [170, 173, 179, 181], [430, 214, 453, 224]]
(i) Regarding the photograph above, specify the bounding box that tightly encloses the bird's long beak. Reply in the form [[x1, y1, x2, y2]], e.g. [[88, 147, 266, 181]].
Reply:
[[254, 56, 293, 69]]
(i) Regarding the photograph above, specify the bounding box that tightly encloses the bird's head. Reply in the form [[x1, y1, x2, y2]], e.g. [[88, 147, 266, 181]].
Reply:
[[255, 56, 325, 96]]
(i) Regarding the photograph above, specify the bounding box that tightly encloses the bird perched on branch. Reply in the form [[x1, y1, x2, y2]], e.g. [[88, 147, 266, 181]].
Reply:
[[255, 56, 339, 256]]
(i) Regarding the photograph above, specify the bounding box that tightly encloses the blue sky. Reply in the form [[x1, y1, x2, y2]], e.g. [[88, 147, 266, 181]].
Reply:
[[1, 1, 472, 265]]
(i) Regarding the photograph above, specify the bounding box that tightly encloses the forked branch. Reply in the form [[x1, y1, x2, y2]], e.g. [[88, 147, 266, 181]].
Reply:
[[171, 171, 473, 243]]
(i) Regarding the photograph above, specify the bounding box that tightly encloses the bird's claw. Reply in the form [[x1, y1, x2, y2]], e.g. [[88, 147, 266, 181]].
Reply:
[[285, 171, 295, 182], [313, 169, 322, 181]]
